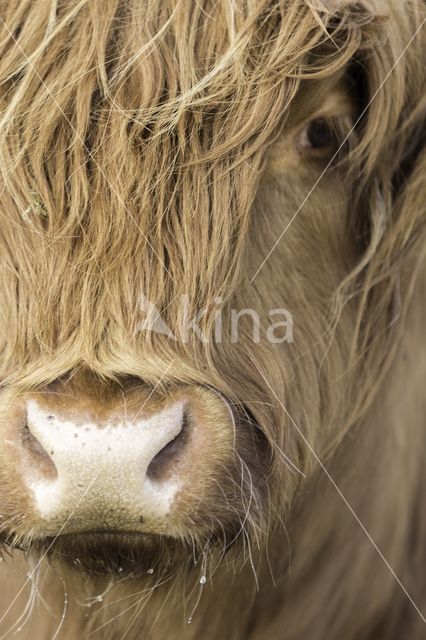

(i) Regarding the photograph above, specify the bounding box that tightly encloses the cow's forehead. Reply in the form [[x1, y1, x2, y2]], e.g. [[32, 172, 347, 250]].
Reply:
[[0, 0, 384, 386]]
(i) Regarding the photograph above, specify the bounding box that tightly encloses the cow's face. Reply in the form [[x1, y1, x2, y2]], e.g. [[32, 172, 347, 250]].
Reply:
[[0, 73, 357, 575], [0, 0, 423, 578]]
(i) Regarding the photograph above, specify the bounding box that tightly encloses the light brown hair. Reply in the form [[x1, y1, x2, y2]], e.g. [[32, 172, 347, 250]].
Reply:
[[0, 1, 424, 638]]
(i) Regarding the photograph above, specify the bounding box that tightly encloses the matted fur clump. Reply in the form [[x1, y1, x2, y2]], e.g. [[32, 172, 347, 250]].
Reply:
[[0, 1, 425, 639]]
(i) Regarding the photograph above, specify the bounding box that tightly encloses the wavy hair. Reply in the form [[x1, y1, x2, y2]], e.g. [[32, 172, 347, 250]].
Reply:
[[0, 1, 424, 637]]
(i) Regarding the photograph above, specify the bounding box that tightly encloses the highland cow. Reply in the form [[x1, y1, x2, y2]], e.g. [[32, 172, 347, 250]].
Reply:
[[0, 1, 425, 639]]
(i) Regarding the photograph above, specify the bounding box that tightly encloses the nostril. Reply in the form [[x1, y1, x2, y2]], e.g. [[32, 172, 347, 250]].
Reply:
[[22, 420, 58, 480], [146, 407, 191, 481]]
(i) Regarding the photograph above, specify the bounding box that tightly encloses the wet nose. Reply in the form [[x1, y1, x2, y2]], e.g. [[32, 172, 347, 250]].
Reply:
[[21, 399, 187, 532]]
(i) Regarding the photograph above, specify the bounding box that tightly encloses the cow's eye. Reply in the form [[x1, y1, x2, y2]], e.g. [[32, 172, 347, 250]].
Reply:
[[306, 119, 334, 149], [297, 118, 337, 155]]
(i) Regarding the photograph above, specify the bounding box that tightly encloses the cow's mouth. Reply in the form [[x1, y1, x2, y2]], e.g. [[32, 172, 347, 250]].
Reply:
[[7, 530, 189, 577], [1, 527, 235, 578]]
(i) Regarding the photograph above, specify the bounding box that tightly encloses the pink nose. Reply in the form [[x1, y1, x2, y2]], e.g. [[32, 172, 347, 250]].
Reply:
[[20, 399, 189, 534]]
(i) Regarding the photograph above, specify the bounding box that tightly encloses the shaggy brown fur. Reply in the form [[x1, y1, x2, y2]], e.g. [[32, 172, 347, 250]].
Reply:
[[0, 0, 425, 638]]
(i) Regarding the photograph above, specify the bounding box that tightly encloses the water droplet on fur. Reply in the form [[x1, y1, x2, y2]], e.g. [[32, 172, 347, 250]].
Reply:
[[199, 575, 206, 585], [187, 617, 192, 624], [95, 595, 103, 602], [73, 558, 81, 566], [117, 566, 123, 573], [147, 568, 154, 574]]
